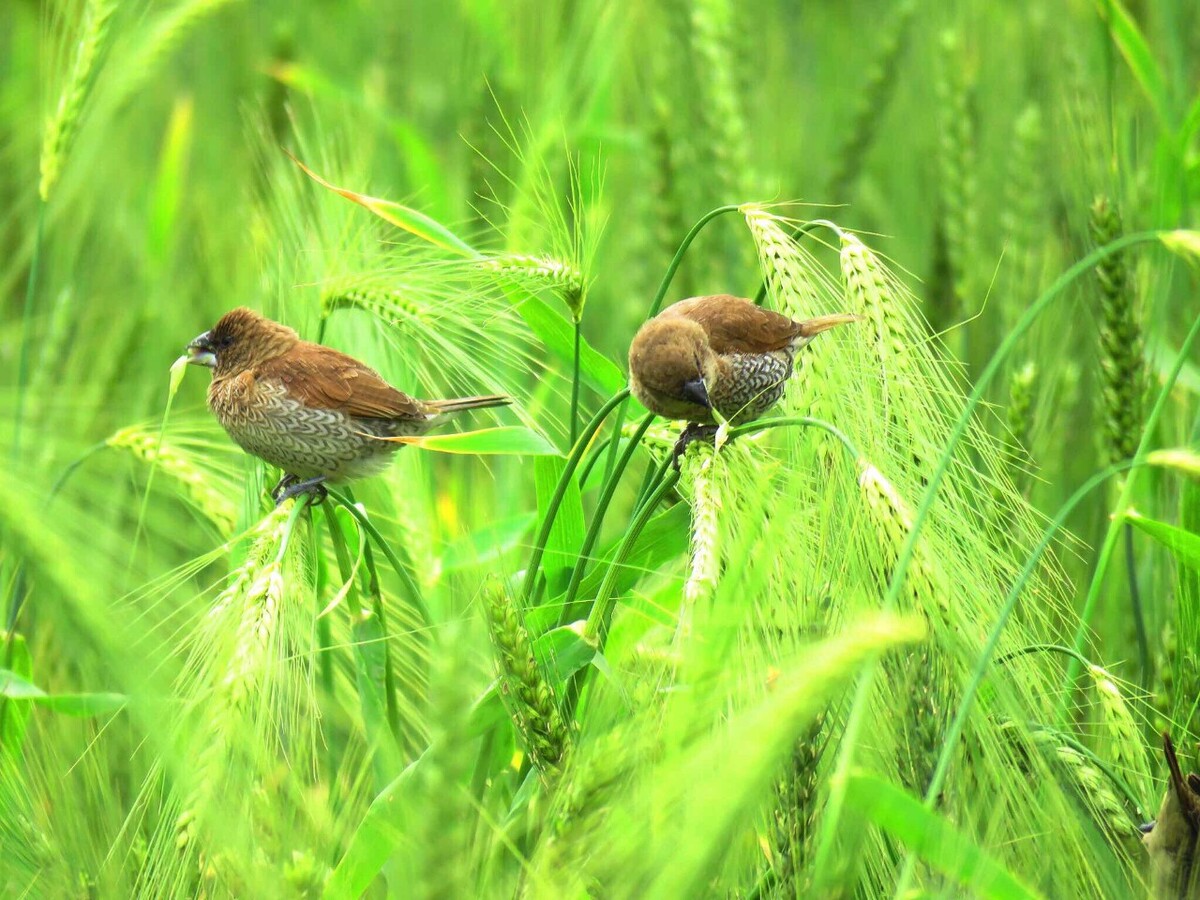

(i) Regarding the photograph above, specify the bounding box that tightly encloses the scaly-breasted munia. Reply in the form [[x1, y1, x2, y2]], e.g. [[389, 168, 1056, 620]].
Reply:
[[185, 307, 510, 503], [628, 294, 860, 429]]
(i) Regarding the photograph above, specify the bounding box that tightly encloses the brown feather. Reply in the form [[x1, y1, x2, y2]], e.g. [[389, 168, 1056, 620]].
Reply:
[[660, 294, 802, 354], [256, 344, 432, 421]]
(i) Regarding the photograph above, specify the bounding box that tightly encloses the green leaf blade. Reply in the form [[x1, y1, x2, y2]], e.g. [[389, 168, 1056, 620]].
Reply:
[[384, 427, 560, 456], [1126, 508, 1200, 570], [843, 771, 1041, 899]]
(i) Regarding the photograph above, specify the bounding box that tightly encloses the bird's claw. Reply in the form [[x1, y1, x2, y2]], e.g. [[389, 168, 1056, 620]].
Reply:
[[274, 476, 328, 507], [270, 474, 298, 503], [671, 423, 720, 468]]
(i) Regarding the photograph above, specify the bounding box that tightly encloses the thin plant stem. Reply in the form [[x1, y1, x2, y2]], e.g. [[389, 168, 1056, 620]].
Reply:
[[563, 462, 680, 718], [327, 487, 431, 629], [570, 319, 582, 447], [576, 434, 614, 489], [358, 518, 404, 748], [278, 493, 313, 552], [586, 462, 678, 645], [726, 415, 862, 459], [322, 496, 404, 768], [649, 204, 742, 319], [558, 413, 655, 626], [812, 230, 1165, 889], [892, 459, 1138, 898], [1063, 307, 1200, 714], [1124, 522, 1148, 687], [521, 389, 629, 606], [633, 457, 663, 509], [321, 499, 363, 619], [309, 514, 335, 698], [599, 407, 631, 499]]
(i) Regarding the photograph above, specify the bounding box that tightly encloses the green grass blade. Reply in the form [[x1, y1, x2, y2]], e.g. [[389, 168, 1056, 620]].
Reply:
[[1097, 0, 1173, 132], [289, 153, 476, 256], [508, 288, 625, 397], [381, 427, 560, 456], [845, 771, 1041, 899], [0, 634, 32, 755], [534, 455, 586, 597], [1125, 508, 1200, 570], [323, 760, 420, 899], [0, 669, 126, 716]]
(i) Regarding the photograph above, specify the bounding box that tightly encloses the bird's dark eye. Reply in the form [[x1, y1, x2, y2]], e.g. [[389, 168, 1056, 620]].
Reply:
[[217, 334, 235, 349]]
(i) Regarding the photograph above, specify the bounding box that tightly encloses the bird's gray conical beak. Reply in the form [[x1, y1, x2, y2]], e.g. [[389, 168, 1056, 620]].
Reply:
[[681, 378, 710, 408], [798, 313, 865, 337], [186, 331, 217, 368]]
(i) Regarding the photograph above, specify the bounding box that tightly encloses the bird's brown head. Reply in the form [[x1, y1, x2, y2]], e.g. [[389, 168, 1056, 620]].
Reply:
[[186, 308, 300, 377], [628, 316, 719, 412]]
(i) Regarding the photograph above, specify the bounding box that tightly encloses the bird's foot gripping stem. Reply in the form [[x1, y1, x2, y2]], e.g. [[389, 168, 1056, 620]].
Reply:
[[672, 423, 720, 465], [272, 474, 329, 507]]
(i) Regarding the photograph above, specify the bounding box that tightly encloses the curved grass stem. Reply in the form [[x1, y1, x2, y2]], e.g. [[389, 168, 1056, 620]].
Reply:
[[326, 487, 431, 629], [811, 230, 1166, 890], [649, 204, 742, 319], [322, 496, 405, 765], [563, 458, 679, 718], [521, 389, 630, 606], [558, 413, 656, 626], [570, 319, 582, 447], [576, 434, 614, 490], [726, 415, 862, 460], [1062, 308, 1200, 714], [585, 456, 678, 646], [892, 459, 1139, 898]]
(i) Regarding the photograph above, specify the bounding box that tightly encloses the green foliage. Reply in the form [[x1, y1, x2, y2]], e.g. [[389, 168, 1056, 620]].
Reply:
[[2, 0, 1200, 897]]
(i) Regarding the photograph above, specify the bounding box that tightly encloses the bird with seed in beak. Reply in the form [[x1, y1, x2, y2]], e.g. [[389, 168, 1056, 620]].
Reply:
[[185, 308, 510, 504], [628, 294, 861, 444]]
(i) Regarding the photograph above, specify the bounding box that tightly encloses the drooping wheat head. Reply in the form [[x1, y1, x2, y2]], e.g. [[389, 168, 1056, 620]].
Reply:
[[107, 424, 239, 535]]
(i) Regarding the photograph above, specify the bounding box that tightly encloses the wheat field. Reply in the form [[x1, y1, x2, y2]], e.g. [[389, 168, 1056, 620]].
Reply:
[[2, 1, 1200, 897]]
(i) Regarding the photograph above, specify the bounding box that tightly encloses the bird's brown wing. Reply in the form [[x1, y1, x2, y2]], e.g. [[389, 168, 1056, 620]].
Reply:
[[257, 343, 430, 420], [662, 294, 802, 354]]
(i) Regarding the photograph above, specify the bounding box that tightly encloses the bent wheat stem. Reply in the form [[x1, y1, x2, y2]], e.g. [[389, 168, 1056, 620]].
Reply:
[[892, 459, 1141, 896], [1064, 309, 1200, 711], [522, 389, 630, 606], [815, 231, 1165, 889], [559, 413, 655, 627]]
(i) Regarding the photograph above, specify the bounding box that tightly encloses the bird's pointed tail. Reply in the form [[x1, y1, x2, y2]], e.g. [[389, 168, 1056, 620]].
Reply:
[[427, 394, 512, 414]]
